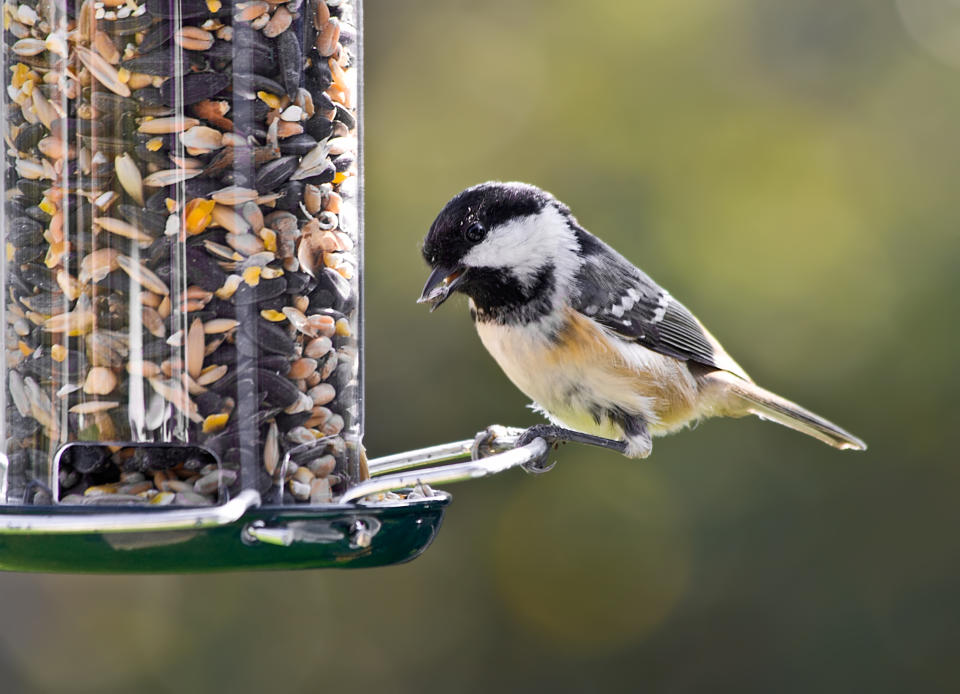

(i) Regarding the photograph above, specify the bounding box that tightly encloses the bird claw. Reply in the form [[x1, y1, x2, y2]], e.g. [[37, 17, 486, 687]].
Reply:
[[516, 424, 564, 474]]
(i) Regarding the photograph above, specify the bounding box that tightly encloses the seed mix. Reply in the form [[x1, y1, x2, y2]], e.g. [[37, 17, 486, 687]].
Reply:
[[2, 0, 362, 506]]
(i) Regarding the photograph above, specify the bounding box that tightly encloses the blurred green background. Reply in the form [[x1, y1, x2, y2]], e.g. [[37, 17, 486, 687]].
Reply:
[[3, 0, 960, 691]]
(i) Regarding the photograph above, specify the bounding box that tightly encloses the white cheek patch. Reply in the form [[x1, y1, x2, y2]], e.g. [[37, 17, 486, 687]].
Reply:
[[461, 206, 580, 294]]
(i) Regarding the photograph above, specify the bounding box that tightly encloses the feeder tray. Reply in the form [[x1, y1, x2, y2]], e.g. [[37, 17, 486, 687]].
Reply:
[[0, 428, 547, 572]]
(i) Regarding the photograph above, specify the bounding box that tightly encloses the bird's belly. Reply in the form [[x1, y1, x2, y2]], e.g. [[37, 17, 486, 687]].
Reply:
[[474, 311, 702, 437]]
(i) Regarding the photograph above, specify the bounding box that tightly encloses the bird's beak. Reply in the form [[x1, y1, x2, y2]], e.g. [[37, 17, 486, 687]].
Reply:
[[418, 265, 467, 311]]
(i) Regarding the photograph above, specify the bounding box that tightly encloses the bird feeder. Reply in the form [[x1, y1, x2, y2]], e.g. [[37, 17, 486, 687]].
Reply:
[[0, 0, 549, 572]]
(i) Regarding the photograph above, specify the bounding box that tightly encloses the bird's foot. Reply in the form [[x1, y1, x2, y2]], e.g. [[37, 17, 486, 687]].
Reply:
[[470, 425, 560, 473], [515, 424, 561, 473], [515, 424, 630, 473]]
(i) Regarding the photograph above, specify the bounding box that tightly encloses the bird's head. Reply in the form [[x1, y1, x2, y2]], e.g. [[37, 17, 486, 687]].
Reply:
[[418, 182, 581, 320]]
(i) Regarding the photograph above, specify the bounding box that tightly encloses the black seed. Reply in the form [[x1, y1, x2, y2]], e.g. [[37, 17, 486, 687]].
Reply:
[[185, 177, 224, 199], [333, 102, 356, 129], [195, 390, 225, 417], [14, 122, 46, 152], [118, 205, 168, 235], [304, 61, 332, 94], [144, 190, 172, 212], [159, 72, 230, 106], [21, 292, 67, 315], [232, 277, 287, 305], [24, 205, 51, 224], [92, 90, 139, 116], [310, 267, 353, 313], [16, 180, 44, 204], [66, 446, 111, 474], [21, 266, 59, 292], [333, 152, 354, 173], [102, 12, 153, 35], [122, 49, 205, 77], [138, 20, 174, 53], [14, 245, 43, 264], [237, 318, 294, 356], [276, 411, 312, 431], [275, 181, 305, 212], [276, 31, 302, 98], [142, 339, 171, 361], [231, 72, 286, 100], [257, 369, 300, 408], [258, 354, 292, 376], [185, 247, 228, 291], [298, 161, 336, 186], [133, 86, 165, 106], [206, 39, 236, 62], [254, 155, 299, 193], [8, 216, 44, 245], [279, 133, 319, 156], [219, 169, 255, 188], [284, 271, 314, 295]]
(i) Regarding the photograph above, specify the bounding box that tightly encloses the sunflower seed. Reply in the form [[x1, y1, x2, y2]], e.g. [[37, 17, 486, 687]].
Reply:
[[159, 72, 229, 106]]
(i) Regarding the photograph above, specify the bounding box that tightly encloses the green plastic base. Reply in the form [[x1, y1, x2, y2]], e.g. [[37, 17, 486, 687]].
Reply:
[[0, 497, 450, 573]]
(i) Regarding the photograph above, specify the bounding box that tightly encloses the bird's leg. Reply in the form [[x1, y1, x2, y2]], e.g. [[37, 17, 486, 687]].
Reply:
[[516, 424, 628, 473], [619, 415, 652, 459]]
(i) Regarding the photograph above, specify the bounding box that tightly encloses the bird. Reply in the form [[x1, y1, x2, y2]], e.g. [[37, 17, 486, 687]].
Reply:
[[418, 181, 866, 462]]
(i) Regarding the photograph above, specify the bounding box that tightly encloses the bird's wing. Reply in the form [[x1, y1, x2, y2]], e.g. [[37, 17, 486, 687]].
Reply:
[[570, 232, 750, 380]]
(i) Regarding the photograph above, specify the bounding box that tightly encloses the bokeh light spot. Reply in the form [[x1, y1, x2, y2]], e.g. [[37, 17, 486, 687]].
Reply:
[[490, 462, 690, 654]]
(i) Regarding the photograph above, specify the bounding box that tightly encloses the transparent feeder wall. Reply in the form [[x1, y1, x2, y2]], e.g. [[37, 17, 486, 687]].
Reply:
[[1, 0, 363, 507]]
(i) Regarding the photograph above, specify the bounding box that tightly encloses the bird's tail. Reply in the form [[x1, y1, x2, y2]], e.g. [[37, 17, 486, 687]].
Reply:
[[706, 371, 867, 451]]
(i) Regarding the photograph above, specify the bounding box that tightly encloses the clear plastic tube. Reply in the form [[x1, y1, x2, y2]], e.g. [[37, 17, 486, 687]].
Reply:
[[1, 0, 362, 507]]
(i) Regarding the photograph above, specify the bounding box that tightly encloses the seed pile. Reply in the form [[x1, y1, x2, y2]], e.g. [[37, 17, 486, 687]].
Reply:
[[2, 0, 361, 506]]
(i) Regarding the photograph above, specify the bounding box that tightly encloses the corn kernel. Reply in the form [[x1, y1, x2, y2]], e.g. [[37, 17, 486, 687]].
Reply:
[[202, 413, 229, 433], [260, 228, 276, 252], [215, 274, 242, 299], [242, 266, 261, 286], [38, 198, 56, 215], [10, 63, 28, 89], [260, 309, 286, 322], [18, 341, 32, 356], [257, 90, 281, 109], [117, 67, 131, 83], [184, 198, 216, 235], [146, 137, 164, 152], [206, 0, 222, 11], [51, 344, 67, 362]]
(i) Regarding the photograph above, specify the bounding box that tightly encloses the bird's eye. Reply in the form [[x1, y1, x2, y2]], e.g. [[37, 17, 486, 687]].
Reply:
[[464, 222, 486, 243]]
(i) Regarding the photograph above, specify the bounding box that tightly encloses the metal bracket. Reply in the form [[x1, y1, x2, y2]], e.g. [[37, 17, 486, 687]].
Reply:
[[338, 426, 548, 504]]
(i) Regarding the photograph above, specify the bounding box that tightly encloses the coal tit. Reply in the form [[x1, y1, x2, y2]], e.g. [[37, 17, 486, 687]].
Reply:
[[419, 181, 866, 459]]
